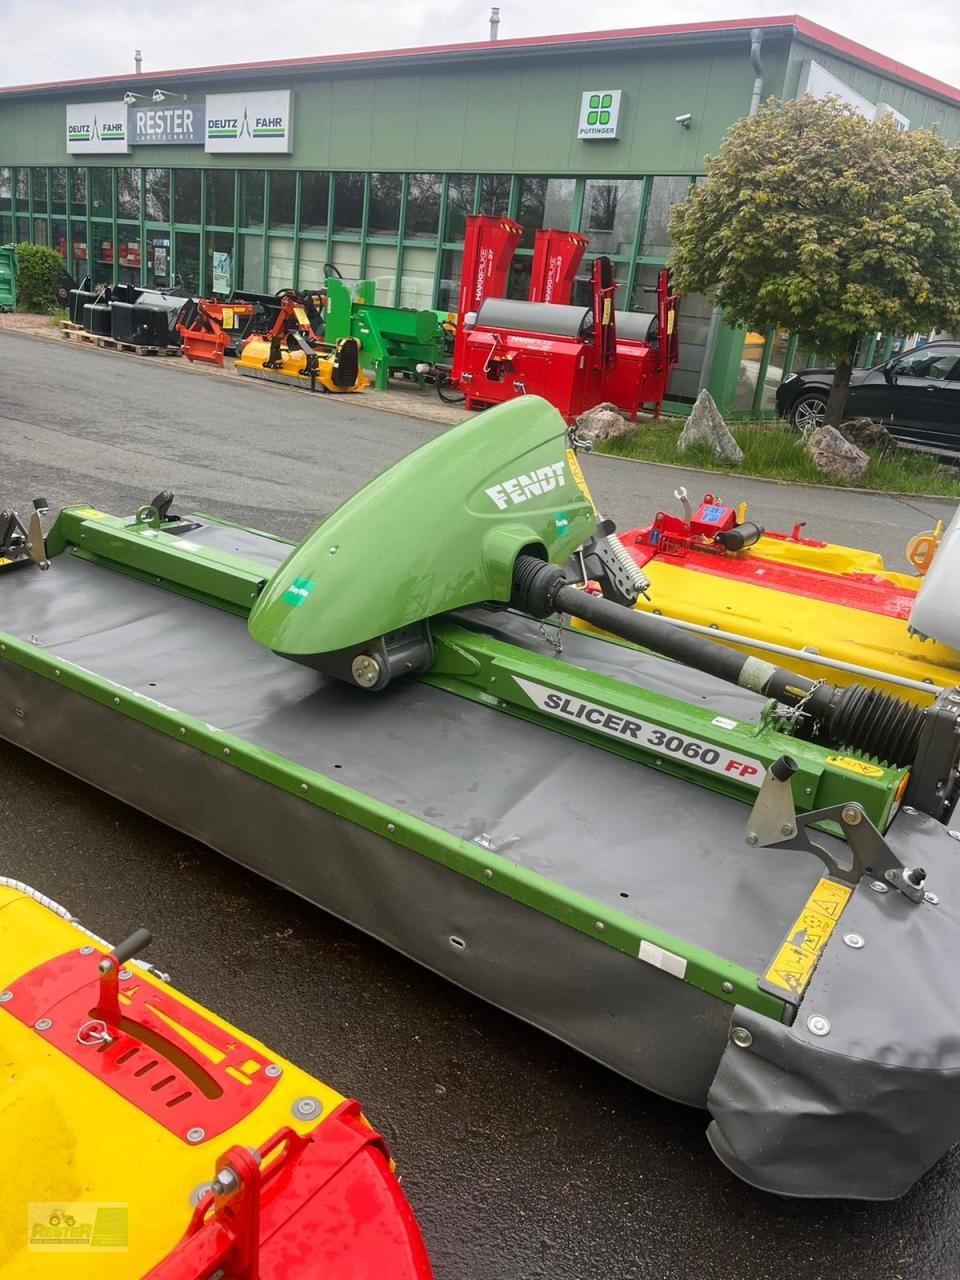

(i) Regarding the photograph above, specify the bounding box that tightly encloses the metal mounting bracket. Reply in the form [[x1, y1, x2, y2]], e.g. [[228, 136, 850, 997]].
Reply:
[[0, 499, 49, 571], [746, 755, 928, 903]]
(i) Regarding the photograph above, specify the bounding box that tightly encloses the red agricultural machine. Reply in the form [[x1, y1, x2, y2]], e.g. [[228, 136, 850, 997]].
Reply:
[[438, 214, 679, 422]]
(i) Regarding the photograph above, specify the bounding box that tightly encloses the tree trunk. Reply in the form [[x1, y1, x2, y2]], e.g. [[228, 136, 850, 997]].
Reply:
[[823, 334, 860, 427]]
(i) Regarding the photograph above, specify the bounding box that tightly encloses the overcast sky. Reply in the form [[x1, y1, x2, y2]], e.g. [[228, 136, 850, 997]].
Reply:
[[2, 0, 957, 92]]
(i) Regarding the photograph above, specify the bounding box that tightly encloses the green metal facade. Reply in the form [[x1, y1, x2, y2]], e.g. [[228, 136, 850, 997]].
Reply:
[[1, 26, 957, 412]]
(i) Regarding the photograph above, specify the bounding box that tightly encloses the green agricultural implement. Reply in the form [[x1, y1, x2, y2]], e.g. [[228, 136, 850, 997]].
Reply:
[[0, 243, 16, 311], [4, 397, 960, 1200], [323, 277, 449, 390]]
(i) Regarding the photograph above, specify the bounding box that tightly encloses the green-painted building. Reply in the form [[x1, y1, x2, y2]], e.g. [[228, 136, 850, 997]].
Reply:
[[1, 15, 958, 412]]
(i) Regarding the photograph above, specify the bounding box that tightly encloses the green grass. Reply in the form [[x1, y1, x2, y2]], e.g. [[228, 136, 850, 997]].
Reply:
[[597, 419, 960, 496], [47, 305, 69, 326]]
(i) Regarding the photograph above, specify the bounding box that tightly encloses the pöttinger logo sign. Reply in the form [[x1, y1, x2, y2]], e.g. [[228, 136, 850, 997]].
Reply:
[[577, 89, 623, 140]]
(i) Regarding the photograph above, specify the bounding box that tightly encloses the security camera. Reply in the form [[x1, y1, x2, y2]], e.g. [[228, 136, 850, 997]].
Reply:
[[675, 113, 692, 128]]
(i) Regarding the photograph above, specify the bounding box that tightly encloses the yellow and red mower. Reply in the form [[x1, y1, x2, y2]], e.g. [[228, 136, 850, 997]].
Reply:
[[609, 487, 957, 704], [0, 879, 433, 1279]]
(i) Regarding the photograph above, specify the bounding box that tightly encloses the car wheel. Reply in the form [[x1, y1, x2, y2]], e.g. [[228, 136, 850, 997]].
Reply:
[[790, 392, 827, 431]]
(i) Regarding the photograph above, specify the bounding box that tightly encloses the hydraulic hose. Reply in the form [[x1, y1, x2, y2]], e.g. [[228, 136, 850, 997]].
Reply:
[[510, 555, 925, 767]]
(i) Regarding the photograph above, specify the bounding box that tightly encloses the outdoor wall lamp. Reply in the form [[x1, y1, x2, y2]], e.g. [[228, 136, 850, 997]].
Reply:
[[121, 89, 189, 105]]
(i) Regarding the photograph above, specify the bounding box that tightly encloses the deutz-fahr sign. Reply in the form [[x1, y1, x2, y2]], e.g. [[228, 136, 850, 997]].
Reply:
[[205, 91, 293, 154], [66, 102, 129, 154]]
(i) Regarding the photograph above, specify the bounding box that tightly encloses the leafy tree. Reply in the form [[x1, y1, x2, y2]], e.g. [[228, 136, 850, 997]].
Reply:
[[14, 243, 64, 313], [669, 97, 960, 426]]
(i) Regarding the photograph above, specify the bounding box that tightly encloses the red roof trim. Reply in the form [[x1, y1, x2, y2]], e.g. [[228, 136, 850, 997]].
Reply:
[[788, 16, 960, 105], [0, 14, 957, 106]]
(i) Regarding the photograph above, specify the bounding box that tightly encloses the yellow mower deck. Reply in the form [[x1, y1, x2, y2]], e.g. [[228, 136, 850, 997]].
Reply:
[[628, 554, 959, 703], [0, 887, 345, 1278]]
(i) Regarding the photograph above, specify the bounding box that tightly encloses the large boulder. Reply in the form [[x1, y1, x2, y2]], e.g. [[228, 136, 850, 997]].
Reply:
[[573, 401, 632, 444], [676, 389, 744, 464], [804, 424, 869, 482], [840, 416, 898, 459]]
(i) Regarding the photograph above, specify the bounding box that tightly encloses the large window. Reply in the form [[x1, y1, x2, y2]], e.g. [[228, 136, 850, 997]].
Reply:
[[116, 167, 140, 219], [0, 168, 11, 244], [580, 179, 642, 257], [268, 171, 295, 229], [398, 244, 435, 306], [515, 177, 546, 248], [641, 175, 690, 258], [478, 174, 510, 216], [91, 168, 112, 217], [116, 230, 141, 285], [241, 234, 263, 290], [146, 231, 171, 287], [240, 170, 265, 228], [405, 173, 441, 239], [175, 230, 200, 293], [51, 168, 66, 216], [301, 171, 329, 233], [205, 230, 234, 295], [71, 223, 88, 279], [368, 173, 401, 236], [92, 220, 114, 286], [333, 172, 364, 235], [206, 170, 235, 227], [541, 178, 575, 233], [69, 168, 86, 217], [30, 168, 47, 211], [144, 169, 169, 222], [267, 236, 294, 291], [437, 249, 462, 312], [364, 244, 398, 301], [174, 170, 201, 224], [443, 175, 475, 242]]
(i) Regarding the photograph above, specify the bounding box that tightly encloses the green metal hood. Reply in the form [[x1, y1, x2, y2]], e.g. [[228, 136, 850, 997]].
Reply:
[[247, 396, 596, 657]]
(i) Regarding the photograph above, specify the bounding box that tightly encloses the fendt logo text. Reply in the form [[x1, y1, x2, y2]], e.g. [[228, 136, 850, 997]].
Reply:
[[485, 462, 566, 510]]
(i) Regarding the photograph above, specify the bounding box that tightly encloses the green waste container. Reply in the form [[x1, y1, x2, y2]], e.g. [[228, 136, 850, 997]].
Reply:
[[0, 244, 15, 312]]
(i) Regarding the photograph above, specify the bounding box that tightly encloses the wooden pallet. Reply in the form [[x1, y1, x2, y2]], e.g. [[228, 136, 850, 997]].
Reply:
[[59, 319, 84, 332], [59, 327, 180, 357]]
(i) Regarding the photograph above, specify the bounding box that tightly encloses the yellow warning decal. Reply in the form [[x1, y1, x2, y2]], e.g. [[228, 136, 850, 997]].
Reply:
[[72, 506, 108, 520], [293, 305, 309, 326], [667, 311, 675, 335], [825, 755, 885, 779], [763, 877, 852, 997], [565, 448, 595, 509], [0, 557, 10, 566], [221, 306, 234, 329]]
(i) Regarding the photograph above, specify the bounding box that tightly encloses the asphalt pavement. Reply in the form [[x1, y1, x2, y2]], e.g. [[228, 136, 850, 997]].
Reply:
[[1, 331, 959, 1280]]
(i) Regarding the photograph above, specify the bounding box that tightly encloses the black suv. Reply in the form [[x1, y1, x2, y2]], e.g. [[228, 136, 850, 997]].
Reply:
[[775, 340, 960, 454]]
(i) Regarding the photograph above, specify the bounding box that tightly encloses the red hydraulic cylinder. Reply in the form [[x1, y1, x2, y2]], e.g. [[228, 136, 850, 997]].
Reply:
[[528, 229, 588, 305]]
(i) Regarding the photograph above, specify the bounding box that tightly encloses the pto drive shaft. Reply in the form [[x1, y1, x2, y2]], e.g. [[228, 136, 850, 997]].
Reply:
[[510, 555, 924, 769]]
